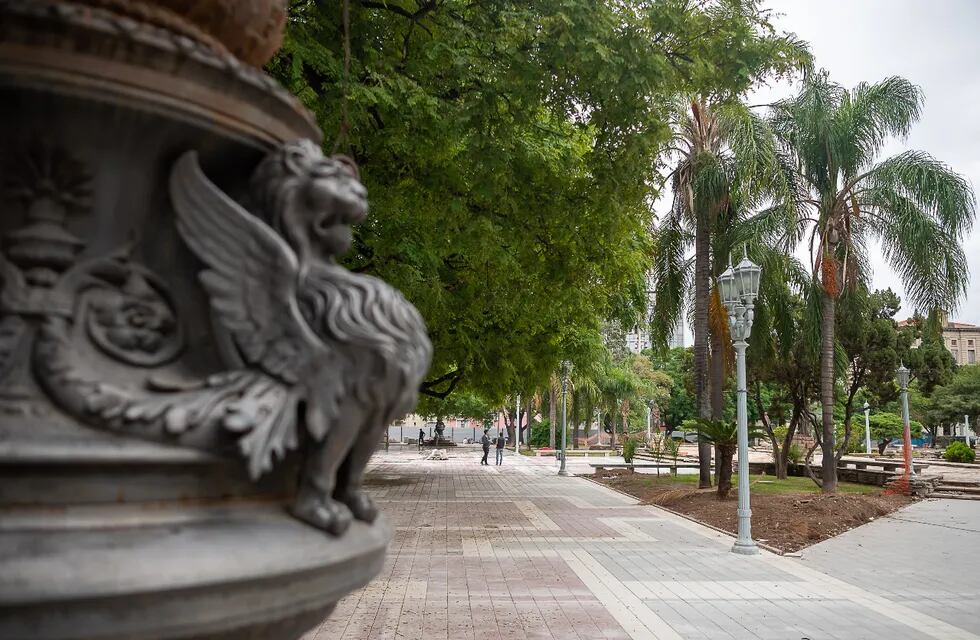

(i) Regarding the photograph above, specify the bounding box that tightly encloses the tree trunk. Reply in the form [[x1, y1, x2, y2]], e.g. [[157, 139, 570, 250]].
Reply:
[[610, 408, 617, 448], [694, 212, 712, 488], [584, 397, 593, 446], [548, 383, 557, 449], [820, 292, 838, 493], [711, 327, 725, 484], [778, 409, 801, 481], [572, 392, 581, 449], [717, 444, 735, 499], [524, 396, 533, 448]]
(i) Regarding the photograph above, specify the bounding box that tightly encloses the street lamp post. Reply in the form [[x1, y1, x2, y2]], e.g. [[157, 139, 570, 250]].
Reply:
[[515, 394, 521, 453], [863, 401, 872, 455], [897, 363, 915, 482], [646, 402, 652, 443], [718, 247, 762, 556], [559, 360, 572, 476]]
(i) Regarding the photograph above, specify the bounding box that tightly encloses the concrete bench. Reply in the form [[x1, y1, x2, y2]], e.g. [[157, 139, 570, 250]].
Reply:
[[587, 461, 700, 475], [843, 459, 929, 474]]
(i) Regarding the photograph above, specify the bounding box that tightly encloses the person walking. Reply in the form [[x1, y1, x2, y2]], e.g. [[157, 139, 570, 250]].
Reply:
[[480, 429, 491, 465], [495, 431, 506, 465], [418, 428, 425, 452]]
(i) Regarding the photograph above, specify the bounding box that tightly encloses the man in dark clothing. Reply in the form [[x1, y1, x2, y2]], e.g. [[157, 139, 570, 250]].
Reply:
[[418, 428, 425, 451], [495, 432, 506, 465], [480, 429, 491, 465]]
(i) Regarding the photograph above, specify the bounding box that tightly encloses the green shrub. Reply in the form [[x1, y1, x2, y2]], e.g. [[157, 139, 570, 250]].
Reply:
[[529, 420, 551, 448], [663, 437, 680, 472], [622, 437, 637, 463], [773, 426, 788, 443], [787, 443, 803, 466], [944, 441, 976, 463]]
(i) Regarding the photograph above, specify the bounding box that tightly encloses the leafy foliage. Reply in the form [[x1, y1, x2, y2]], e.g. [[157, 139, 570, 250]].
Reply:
[[927, 365, 980, 427], [622, 437, 638, 463], [944, 441, 976, 464], [868, 411, 922, 454], [771, 71, 976, 490], [271, 0, 812, 401], [648, 348, 698, 429], [902, 312, 957, 396]]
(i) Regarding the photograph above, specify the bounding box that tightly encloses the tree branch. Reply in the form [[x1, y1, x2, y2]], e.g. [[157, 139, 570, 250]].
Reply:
[[420, 367, 464, 399]]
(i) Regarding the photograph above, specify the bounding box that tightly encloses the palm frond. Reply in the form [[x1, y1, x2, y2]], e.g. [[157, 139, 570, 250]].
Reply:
[[648, 215, 690, 353]]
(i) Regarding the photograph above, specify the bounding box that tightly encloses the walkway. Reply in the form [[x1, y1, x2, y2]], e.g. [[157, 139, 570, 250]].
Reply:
[[301, 446, 980, 640], [801, 498, 980, 635]]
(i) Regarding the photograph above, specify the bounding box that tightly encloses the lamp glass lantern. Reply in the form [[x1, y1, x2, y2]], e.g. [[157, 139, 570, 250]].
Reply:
[[896, 362, 910, 389], [719, 264, 739, 308], [734, 251, 762, 303]]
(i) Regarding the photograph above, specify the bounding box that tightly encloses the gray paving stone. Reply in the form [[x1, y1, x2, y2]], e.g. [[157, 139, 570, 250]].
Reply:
[[301, 445, 980, 640]]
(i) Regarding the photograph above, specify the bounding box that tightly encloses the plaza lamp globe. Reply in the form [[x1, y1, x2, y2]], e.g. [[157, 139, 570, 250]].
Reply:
[[718, 262, 739, 309], [896, 362, 910, 389], [734, 249, 762, 303]]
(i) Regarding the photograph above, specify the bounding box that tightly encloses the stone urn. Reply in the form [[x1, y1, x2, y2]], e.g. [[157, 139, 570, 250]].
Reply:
[[0, 2, 431, 638]]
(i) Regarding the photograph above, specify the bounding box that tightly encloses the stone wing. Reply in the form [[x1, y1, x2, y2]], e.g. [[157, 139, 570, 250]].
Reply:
[[169, 151, 321, 384]]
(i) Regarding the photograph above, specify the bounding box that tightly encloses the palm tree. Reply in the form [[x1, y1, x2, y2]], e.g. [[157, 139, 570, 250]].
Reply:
[[697, 418, 764, 499], [770, 72, 976, 492], [651, 97, 798, 488]]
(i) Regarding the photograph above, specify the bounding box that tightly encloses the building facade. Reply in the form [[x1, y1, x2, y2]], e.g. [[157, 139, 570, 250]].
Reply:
[[942, 321, 980, 366], [899, 318, 980, 366], [625, 271, 685, 354]]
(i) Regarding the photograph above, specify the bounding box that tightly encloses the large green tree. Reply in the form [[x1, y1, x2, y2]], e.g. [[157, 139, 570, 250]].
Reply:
[[272, 0, 813, 405], [650, 94, 810, 487], [834, 287, 903, 461], [927, 366, 980, 432], [770, 73, 976, 492]]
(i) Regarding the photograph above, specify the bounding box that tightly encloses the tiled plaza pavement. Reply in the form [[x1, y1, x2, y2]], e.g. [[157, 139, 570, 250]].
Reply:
[[801, 498, 980, 635], [302, 446, 979, 640]]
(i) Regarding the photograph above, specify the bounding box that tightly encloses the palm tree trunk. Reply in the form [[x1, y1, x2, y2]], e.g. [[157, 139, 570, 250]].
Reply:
[[572, 392, 581, 449], [717, 444, 735, 499], [610, 408, 617, 448], [694, 213, 712, 488], [711, 328, 725, 483], [548, 383, 557, 449], [820, 292, 838, 493]]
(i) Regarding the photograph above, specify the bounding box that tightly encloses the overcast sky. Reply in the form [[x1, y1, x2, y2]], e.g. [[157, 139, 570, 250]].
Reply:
[[752, 0, 980, 326]]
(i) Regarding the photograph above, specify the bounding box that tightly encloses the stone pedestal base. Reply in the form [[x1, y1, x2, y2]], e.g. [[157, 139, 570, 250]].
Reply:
[[1, 505, 388, 640]]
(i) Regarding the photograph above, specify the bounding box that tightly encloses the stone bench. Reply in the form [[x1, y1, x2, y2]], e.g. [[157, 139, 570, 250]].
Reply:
[[587, 461, 700, 475], [842, 459, 929, 474]]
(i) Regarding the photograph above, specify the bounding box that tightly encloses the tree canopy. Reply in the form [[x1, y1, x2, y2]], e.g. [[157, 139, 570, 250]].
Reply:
[[270, 0, 810, 402]]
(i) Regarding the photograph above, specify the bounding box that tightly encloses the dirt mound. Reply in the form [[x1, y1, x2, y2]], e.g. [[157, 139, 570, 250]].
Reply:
[[596, 471, 911, 552]]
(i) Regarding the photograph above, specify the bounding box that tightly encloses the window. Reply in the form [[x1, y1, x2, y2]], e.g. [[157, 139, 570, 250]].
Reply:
[[952, 340, 958, 347], [970, 350, 976, 364], [969, 339, 975, 347]]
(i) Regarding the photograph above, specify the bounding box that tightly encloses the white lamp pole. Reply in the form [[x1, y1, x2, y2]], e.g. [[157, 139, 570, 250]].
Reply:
[[718, 247, 761, 556], [646, 403, 652, 443], [897, 363, 914, 481], [863, 401, 872, 455], [559, 361, 571, 476]]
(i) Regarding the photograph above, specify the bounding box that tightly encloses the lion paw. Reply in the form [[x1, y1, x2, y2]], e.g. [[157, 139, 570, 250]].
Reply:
[[291, 494, 353, 536], [339, 490, 378, 523]]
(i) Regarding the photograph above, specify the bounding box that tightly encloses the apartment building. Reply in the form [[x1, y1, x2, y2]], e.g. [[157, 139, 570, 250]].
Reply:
[[899, 318, 980, 365]]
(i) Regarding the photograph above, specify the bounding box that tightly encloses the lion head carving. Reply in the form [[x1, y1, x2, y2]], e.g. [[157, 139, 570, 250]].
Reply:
[[250, 140, 367, 262]]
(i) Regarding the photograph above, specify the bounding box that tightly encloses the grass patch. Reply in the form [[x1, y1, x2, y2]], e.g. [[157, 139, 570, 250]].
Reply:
[[628, 472, 879, 495]]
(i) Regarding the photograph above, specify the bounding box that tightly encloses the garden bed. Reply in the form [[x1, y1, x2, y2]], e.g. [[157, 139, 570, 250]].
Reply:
[[594, 470, 912, 553]]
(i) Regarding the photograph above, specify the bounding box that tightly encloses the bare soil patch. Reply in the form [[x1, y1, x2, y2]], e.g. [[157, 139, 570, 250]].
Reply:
[[595, 470, 912, 553]]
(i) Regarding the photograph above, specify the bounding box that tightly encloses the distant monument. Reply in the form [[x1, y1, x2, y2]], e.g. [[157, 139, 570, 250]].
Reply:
[[425, 419, 457, 447], [0, 2, 431, 638]]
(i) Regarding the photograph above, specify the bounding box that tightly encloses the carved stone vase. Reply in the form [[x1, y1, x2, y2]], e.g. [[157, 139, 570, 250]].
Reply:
[[0, 2, 431, 638]]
